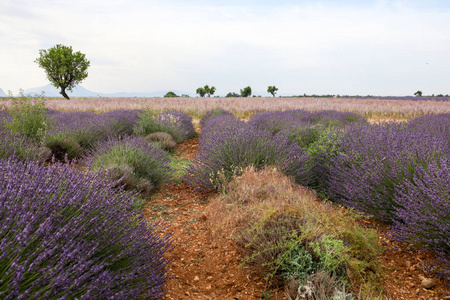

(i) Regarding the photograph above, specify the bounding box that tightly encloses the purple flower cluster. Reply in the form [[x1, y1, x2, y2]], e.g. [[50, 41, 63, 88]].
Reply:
[[392, 159, 449, 282], [0, 129, 51, 162], [45, 110, 140, 160], [327, 122, 448, 221], [0, 158, 171, 299], [199, 108, 233, 127], [247, 109, 366, 136], [187, 114, 309, 189], [321, 117, 450, 290]]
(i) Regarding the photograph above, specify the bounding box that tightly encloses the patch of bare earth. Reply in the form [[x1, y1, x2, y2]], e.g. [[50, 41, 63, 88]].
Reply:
[[145, 137, 448, 300]]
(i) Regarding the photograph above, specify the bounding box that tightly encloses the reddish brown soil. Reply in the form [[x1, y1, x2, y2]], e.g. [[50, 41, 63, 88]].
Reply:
[[144, 137, 449, 300]]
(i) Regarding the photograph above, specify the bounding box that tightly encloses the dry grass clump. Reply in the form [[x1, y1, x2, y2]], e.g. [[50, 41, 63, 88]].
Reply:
[[208, 166, 384, 298], [143, 132, 177, 152]]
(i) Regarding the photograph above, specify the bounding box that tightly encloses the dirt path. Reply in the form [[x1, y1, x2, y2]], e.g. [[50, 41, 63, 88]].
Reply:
[[144, 137, 448, 300]]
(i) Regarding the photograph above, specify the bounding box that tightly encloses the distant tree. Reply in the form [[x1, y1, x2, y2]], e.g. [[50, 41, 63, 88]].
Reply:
[[196, 87, 206, 97], [35, 44, 90, 100], [225, 92, 240, 97], [181, 94, 190, 98], [414, 90, 423, 97], [267, 86, 278, 97], [205, 85, 216, 97], [240, 86, 252, 97], [164, 91, 178, 97], [197, 85, 216, 97]]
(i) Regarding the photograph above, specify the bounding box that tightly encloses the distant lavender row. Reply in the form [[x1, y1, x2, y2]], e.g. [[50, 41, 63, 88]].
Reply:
[[2, 97, 448, 118], [0, 158, 171, 299]]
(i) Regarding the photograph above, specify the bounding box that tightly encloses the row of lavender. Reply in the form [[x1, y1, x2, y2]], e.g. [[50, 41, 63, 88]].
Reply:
[[187, 109, 450, 290], [0, 109, 195, 299]]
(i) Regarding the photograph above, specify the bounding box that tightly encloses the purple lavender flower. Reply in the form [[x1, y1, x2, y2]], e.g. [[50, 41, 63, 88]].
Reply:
[[0, 158, 171, 299]]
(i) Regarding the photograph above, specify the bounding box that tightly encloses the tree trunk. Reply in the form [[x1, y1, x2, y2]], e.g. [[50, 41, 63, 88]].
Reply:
[[60, 87, 70, 100]]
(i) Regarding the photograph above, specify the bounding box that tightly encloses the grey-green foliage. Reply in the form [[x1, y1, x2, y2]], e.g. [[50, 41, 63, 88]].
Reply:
[[280, 242, 317, 281], [6, 90, 49, 141], [143, 132, 177, 152]]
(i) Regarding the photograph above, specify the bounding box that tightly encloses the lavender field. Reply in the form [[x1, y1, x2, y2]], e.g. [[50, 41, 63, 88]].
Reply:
[[2, 96, 449, 118], [0, 96, 449, 298]]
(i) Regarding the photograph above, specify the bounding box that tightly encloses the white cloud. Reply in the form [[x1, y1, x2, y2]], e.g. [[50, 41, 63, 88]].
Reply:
[[1, 0, 449, 95]]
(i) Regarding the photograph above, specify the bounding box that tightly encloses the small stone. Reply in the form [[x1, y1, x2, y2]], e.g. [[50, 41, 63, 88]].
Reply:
[[193, 275, 200, 282], [192, 286, 198, 292], [421, 278, 436, 289], [405, 261, 412, 268], [410, 266, 416, 272], [185, 291, 190, 296], [207, 276, 213, 281]]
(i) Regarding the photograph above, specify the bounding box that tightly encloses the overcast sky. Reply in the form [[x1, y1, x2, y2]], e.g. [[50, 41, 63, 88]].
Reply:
[[1, 0, 449, 96]]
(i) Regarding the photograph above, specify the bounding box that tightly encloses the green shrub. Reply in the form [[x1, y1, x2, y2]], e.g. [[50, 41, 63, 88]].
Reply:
[[133, 112, 163, 136], [310, 235, 349, 275], [89, 136, 173, 194], [6, 90, 49, 141]]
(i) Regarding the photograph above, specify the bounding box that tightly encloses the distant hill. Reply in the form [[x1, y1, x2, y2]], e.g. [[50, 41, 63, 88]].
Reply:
[[20, 84, 190, 98], [0, 88, 7, 97]]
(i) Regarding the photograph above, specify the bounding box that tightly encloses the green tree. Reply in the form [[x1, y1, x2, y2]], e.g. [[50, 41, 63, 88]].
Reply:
[[164, 91, 178, 97], [240, 86, 252, 97], [35, 44, 90, 100], [414, 90, 423, 97], [267, 86, 278, 97], [196, 87, 206, 97], [205, 85, 216, 97], [197, 85, 216, 97], [226, 92, 240, 97]]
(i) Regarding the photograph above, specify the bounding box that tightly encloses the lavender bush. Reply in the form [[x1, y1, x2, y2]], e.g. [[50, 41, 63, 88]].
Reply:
[[247, 110, 313, 135], [134, 110, 195, 143], [200, 113, 246, 144], [0, 158, 171, 299], [391, 158, 450, 284], [199, 108, 233, 127], [45, 110, 140, 160], [187, 117, 309, 189], [0, 129, 51, 162], [248, 110, 366, 137], [156, 110, 195, 143], [88, 135, 174, 194], [326, 122, 448, 221]]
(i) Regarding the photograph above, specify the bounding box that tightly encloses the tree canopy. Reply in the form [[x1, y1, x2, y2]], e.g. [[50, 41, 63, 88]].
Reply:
[[164, 91, 178, 97], [267, 86, 278, 97], [196, 85, 216, 97], [240, 86, 252, 97], [35, 44, 90, 100]]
